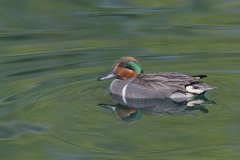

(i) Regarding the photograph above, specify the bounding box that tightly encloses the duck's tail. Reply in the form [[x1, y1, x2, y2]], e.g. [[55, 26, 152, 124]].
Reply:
[[192, 75, 207, 79], [186, 82, 216, 95]]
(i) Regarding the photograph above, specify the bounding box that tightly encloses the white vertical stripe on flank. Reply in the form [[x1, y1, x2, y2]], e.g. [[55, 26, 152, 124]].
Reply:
[[122, 83, 129, 104]]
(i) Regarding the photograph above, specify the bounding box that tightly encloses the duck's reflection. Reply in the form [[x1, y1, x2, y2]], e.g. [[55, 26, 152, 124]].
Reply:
[[99, 94, 215, 123]]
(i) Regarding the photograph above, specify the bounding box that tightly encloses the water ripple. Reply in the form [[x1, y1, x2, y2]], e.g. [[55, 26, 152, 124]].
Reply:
[[0, 121, 47, 140]]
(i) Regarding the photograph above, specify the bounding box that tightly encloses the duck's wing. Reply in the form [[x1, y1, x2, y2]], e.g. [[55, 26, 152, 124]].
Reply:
[[133, 72, 213, 94]]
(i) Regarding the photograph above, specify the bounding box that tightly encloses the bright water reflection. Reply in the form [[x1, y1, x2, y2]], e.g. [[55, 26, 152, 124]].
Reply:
[[100, 94, 214, 123], [0, 0, 240, 160]]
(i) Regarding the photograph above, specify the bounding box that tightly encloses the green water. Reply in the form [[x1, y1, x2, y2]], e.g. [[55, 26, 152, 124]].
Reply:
[[1, 0, 240, 159]]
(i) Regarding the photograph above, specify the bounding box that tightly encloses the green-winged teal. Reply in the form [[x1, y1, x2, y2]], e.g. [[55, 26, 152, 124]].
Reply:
[[98, 57, 215, 102]]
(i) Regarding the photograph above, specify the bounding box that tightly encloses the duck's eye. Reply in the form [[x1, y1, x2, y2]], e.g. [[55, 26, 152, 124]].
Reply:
[[119, 62, 126, 67]]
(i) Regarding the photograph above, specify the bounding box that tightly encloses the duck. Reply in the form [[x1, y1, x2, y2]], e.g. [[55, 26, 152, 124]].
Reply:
[[98, 56, 214, 102]]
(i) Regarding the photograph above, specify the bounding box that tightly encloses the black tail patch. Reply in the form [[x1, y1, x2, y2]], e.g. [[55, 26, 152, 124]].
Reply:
[[192, 75, 207, 79]]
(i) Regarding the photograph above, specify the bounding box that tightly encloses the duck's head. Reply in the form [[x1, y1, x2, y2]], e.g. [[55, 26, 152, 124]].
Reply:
[[98, 57, 143, 81]]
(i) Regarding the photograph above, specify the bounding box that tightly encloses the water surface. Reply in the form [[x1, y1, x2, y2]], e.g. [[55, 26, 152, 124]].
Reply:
[[0, 0, 240, 159]]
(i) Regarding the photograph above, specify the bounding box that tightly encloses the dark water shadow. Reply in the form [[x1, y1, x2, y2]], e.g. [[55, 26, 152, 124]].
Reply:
[[99, 94, 215, 123]]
